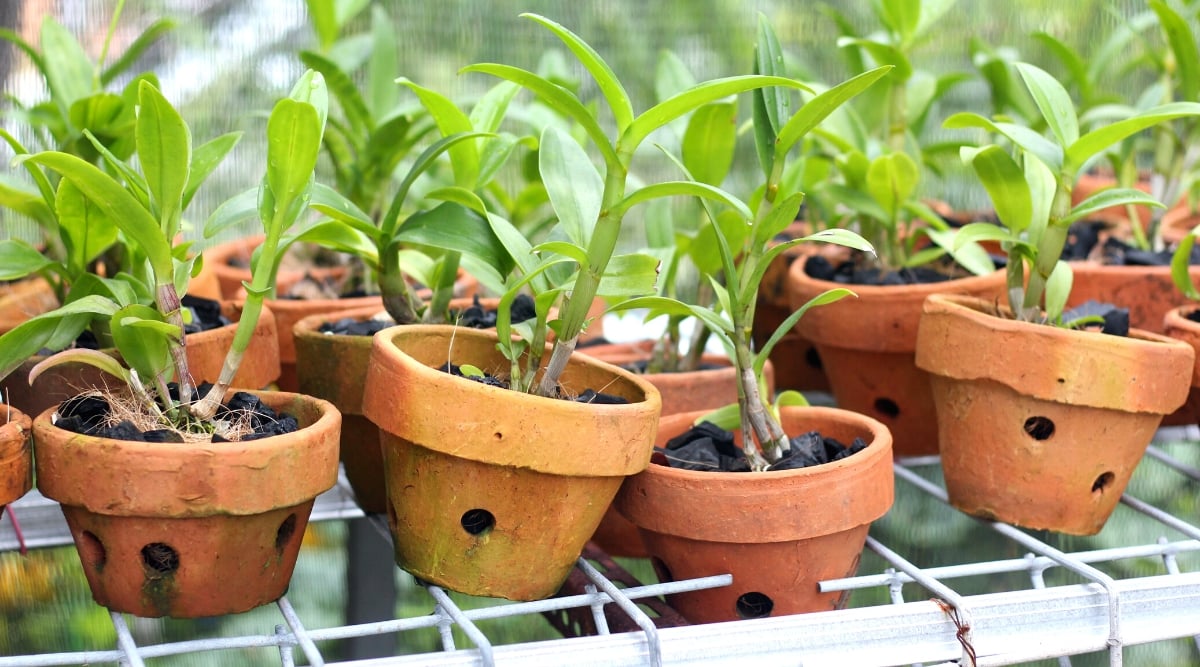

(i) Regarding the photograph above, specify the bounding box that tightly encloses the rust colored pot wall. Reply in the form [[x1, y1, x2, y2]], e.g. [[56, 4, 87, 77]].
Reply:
[[1163, 306, 1200, 425], [2, 302, 280, 419], [615, 406, 894, 623], [0, 404, 32, 512], [33, 391, 341, 617], [916, 294, 1192, 535], [0, 277, 57, 335], [362, 324, 661, 600], [787, 263, 1006, 456]]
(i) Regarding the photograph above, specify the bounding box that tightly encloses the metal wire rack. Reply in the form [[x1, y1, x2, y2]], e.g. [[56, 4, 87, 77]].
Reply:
[[1, 432, 1198, 667]]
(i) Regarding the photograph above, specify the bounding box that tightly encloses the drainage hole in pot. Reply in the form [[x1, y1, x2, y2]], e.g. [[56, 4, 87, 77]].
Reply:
[[141, 543, 179, 575], [735, 592, 774, 619], [874, 398, 900, 419], [276, 514, 297, 551], [460, 509, 495, 536], [805, 347, 823, 371], [1092, 471, 1115, 494], [1023, 416, 1055, 440], [650, 557, 674, 584], [78, 531, 107, 570]]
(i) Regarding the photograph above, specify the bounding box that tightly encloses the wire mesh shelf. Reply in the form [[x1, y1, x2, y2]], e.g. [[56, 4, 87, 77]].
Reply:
[[2, 432, 1199, 667]]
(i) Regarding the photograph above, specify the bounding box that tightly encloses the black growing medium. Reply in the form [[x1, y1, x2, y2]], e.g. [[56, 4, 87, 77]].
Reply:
[[1061, 220, 1200, 266], [1062, 300, 1130, 337], [657, 421, 867, 473], [437, 362, 629, 404], [317, 294, 537, 336], [54, 384, 300, 443], [804, 255, 991, 287]]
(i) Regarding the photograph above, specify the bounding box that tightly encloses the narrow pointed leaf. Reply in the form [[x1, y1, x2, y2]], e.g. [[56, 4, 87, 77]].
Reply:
[[1014, 62, 1079, 147], [776, 66, 893, 159], [944, 112, 1064, 172], [0, 240, 53, 280], [540, 126, 603, 247], [1150, 0, 1200, 102], [613, 181, 751, 222], [756, 288, 856, 374], [184, 131, 242, 210], [1061, 188, 1165, 227], [1066, 102, 1200, 171], [111, 304, 176, 384], [961, 144, 1032, 232], [100, 19, 176, 85], [399, 78, 479, 188], [137, 81, 191, 235]]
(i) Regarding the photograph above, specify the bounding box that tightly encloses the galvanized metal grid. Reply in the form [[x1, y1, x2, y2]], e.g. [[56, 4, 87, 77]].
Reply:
[[1, 437, 1199, 667]]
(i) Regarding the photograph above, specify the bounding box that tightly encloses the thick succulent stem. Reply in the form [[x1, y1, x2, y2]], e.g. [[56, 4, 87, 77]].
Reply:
[[156, 282, 193, 406]]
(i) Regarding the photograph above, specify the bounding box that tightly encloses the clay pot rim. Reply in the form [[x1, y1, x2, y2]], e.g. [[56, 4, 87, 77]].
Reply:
[[33, 390, 340, 515], [644, 406, 892, 485], [0, 404, 33, 506], [1068, 259, 1200, 276], [367, 324, 661, 418], [1164, 304, 1200, 329], [919, 293, 1194, 413], [293, 304, 392, 342]]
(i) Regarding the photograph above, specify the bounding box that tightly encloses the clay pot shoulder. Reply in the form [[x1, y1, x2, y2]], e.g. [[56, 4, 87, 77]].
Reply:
[[0, 404, 33, 513]]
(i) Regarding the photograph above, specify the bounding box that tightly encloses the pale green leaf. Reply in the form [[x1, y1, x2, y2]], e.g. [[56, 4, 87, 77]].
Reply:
[[775, 66, 893, 160], [1014, 62, 1079, 148], [961, 144, 1032, 232], [0, 240, 53, 280], [683, 101, 737, 186], [137, 81, 191, 237], [540, 125, 603, 247]]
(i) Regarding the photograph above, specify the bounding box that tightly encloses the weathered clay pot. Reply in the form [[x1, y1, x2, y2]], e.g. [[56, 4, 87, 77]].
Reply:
[[0, 277, 58, 336], [1163, 306, 1200, 424], [294, 305, 391, 514], [916, 294, 1193, 535], [33, 391, 341, 617], [615, 406, 893, 623], [2, 302, 280, 419], [787, 262, 1006, 456], [362, 325, 661, 600], [579, 340, 776, 557], [0, 404, 32, 513]]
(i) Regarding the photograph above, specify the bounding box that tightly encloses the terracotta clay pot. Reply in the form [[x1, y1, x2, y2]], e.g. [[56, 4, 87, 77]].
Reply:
[[0, 277, 58, 336], [33, 391, 341, 617], [0, 404, 33, 513], [579, 341, 776, 557], [2, 302, 281, 419], [787, 262, 1006, 456], [362, 325, 661, 600], [916, 294, 1193, 535], [203, 234, 350, 301], [615, 406, 893, 623], [1163, 306, 1200, 424], [294, 305, 391, 514]]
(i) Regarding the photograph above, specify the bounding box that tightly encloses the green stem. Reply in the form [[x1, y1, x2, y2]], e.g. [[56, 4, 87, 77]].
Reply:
[[379, 243, 420, 325], [155, 282, 192, 405]]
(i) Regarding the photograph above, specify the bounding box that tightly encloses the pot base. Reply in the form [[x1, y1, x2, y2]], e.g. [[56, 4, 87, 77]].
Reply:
[[62, 501, 314, 618]]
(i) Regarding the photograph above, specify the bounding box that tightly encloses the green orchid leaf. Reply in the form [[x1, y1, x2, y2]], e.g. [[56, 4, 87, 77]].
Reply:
[[70, 273, 139, 307], [460, 63, 619, 168], [837, 37, 912, 80], [1066, 102, 1200, 172], [755, 288, 856, 375], [0, 174, 54, 229], [878, 0, 921, 43], [55, 178, 119, 274], [426, 185, 491, 218], [522, 13, 634, 134], [24, 151, 172, 282], [286, 220, 379, 268], [486, 212, 539, 277], [951, 221, 1014, 250], [1060, 188, 1165, 227], [380, 131, 494, 240], [184, 131, 242, 210], [799, 228, 877, 254], [613, 180, 752, 222], [40, 16, 93, 119], [696, 402, 741, 433], [0, 29, 45, 82], [866, 152, 919, 219], [28, 347, 131, 389], [203, 186, 259, 239], [110, 304, 177, 385], [902, 244, 949, 268], [1044, 260, 1073, 323], [478, 133, 520, 187], [1171, 235, 1200, 299], [944, 112, 1064, 172], [399, 78, 479, 188], [960, 144, 1032, 232], [299, 49, 371, 138], [393, 202, 513, 276], [691, 209, 750, 277], [656, 50, 698, 106], [754, 192, 805, 247], [753, 13, 789, 137], [774, 389, 810, 409], [137, 81, 191, 238], [470, 81, 521, 134], [540, 125, 603, 248], [626, 75, 812, 152], [683, 101, 738, 186], [82, 128, 150, 207], [100, 18, 175, 84], [308, 182, 380, 239], [923, 228, 995, 277], [1150, 0, 1200, 102], [822, 183, 891, 222], [0, 240, 53, 280], [1014, 62, 1079, 148], [264, 97, 323, 230], [614, 295, 734, 337], [1031, 32, 1092, 104], [775, 66, 893, 161], [0, 293, 120, 380], [367, 5, 399, 120], [597, 252, 660, 297], [533, 240, 589, 267], [67, 93, 124, 141]]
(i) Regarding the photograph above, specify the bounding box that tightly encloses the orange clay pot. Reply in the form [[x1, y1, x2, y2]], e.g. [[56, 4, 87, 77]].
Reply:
[[0, 405, 32, 513], [579, 341, 776, 558], [203, 234, 349, 300], [614, 406, 893, 623], [33, 391, 341, 617], [1, 302, 280, 419], [916, 294, 1193, 535], [362, 325, 661, 600], [1163, 306, 1200, 425], [0, 277, 58, 335], [786, 262, 1006, 457]]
